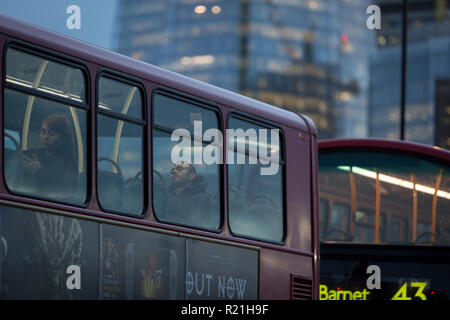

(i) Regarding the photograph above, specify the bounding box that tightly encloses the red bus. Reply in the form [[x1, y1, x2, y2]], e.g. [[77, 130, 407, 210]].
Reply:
[[0, 14, 319, 299], [318, 139, 450, 300]]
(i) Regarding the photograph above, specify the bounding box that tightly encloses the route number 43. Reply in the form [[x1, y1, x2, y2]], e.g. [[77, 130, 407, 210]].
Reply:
[[391, 282, 428, 300]]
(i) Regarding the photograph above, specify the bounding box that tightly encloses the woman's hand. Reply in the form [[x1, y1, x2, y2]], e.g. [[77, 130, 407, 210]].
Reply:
[[22, 153, 41, 173]]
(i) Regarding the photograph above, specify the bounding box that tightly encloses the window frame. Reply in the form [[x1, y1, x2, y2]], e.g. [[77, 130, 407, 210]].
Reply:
[[151, 86, 224, 232], [95, 68, 147, 217], [226, 111, 287, 245], [2, 40, 91, 207]]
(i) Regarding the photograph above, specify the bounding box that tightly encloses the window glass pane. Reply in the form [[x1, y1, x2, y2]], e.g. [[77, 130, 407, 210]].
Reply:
[[387, 215, 409, 243], [97, 114, 144, 214], [319, 199, 329, 239], [319, 150, 450, 246], [152, 130, 220, 229], [227, 117, 282, 163], [152, 93, 221, 230], [153, 93, 218, 135], [353, 209, 386, 243], [6, 48, 86, 103], [326, 203, 350, 241], [4, 88, 87, 203], [227, 117, 284, 242], [98, 76, 143, 119]]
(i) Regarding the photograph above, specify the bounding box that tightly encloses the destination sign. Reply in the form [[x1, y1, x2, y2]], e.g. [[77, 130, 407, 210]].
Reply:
[[320, 280, 433, 300]]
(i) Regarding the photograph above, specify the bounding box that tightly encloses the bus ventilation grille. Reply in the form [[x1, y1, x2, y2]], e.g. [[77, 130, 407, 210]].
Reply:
[[291, 274, 313, 300]]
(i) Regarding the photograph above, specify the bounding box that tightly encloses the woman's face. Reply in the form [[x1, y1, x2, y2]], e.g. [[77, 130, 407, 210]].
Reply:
[[40, 121, 63, 151]]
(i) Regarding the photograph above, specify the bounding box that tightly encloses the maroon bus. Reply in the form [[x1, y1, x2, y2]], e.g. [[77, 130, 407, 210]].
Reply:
[[0, 14, 319, 299], [318, 139, 450, 300]]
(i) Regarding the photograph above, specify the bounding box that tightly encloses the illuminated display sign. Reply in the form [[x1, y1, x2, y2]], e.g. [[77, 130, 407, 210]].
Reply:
[[320, 280, 433, 300], [320, 285, 371, 300]]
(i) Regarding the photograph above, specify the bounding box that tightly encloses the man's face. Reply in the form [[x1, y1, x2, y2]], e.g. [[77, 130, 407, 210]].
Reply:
[[170, 163, 194, 186]]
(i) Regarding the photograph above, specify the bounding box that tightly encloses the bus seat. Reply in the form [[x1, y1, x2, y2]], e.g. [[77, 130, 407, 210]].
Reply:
[[98, 170, 124, 211], [124, 174, 143, 214]]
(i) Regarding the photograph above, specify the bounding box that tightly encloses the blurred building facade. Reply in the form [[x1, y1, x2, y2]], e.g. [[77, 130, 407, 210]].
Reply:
[[114, 0, 377, 140], [370, 0, 450, 148], [113, 0, 450, 146]]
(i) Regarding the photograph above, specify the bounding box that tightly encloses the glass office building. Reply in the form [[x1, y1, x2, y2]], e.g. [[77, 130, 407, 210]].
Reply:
[[2, 0, 448, 146], [370, 0, 450, 148], [114, 0, 378, 140]]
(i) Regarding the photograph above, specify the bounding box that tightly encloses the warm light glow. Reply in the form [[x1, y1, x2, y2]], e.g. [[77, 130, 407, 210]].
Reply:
[[211, 5, 221, 14], [131, 51, 145, 60], [180, 55, 215, 65], [337, 91, 352, 102], [308, 0, 318, 10], [337, 166, 450, 200], [194, 5, 207, 14]]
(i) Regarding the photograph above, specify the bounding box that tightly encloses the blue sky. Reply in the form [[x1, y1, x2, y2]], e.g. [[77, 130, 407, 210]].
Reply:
[[0, 0, 118, 49]]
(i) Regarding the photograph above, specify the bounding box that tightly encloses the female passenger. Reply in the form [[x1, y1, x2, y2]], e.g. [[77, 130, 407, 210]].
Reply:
[[22, 114, 78, 200]]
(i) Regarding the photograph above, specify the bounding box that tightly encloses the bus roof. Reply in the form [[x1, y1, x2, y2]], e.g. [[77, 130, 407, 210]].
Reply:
[[318, 138, 450, 163], [0, 14, 315, 136]]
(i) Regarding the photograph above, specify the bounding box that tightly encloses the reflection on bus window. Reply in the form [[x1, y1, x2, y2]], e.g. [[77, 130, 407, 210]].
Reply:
[[319, 150, 450, 246], [353, 210, 386, 243], [4, 91, 87, 203], [98, 76, 142, 119], [152, 92, 221, 230], [5, 47, 86, 103], [326, 203, 350, 241], [97, 75, 145, 215], [319, 199, 329, 239], [227, 117, 284, 243], [387, 215, 409, 243]]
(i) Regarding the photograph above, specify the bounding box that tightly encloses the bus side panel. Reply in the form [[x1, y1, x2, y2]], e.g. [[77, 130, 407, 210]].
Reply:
[[259, 248, 312, 299], [0, 204, 99, 299], [183, 238, 259, 300], [0, 33, 6, 195], [310, 133, 320, 300], [100, 225, 259, 300], [285, 128, 312, 252], [0, 202, 260, 299]]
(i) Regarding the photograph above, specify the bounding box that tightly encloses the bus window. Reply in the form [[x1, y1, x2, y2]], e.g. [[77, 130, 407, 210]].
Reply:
[[227, 116, 284, 243], [387, 215, 409, 243], [152, 91, 221, 230], [5, 48, 86, 102], [319, 149, 450, 246], [353, 209, 386, 243], [97, 74, 145, 215], [319, 199, 329, 239], [326, 202, 350, 241], [4, 47, 88, 203]]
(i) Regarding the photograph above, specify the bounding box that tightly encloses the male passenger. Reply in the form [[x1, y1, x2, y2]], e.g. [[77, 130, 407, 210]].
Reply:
[[164, 162, 212, 227]]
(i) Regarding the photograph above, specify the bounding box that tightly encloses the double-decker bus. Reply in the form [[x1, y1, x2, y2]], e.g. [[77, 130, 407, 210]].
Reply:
[[0, 15, 319, 299], [318, 139, 450, 300]]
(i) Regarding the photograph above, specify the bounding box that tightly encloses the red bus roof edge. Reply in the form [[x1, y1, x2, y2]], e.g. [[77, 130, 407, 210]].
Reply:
[[318, 138, 450, 163]]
